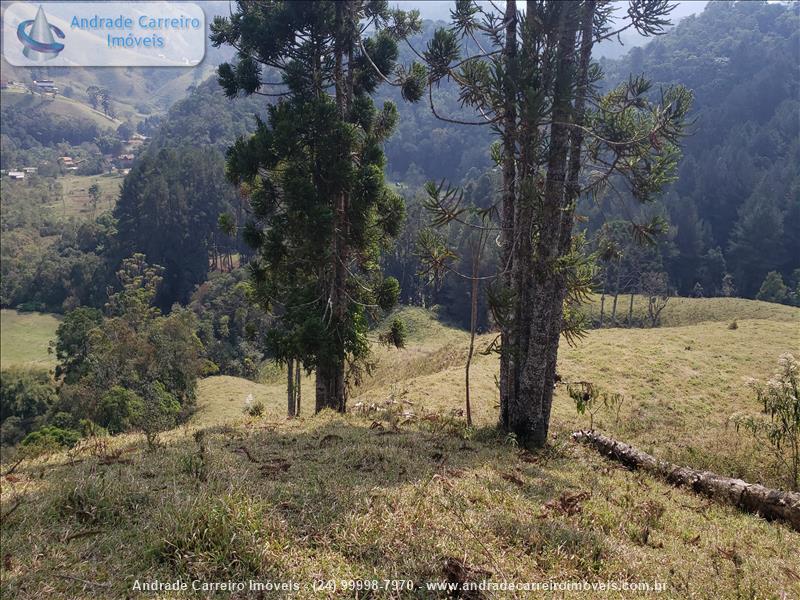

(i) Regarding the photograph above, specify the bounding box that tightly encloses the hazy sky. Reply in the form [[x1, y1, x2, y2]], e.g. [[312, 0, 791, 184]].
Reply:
[[393, 1, 709, 22], [392, 1, 710, 58]]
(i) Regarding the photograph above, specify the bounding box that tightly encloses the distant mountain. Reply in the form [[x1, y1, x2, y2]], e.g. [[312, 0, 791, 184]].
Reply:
[[0, 2, 235, 118], [124, 1, 800, 303], [144, 77, 265, 152], [598, 0, 800, 297]]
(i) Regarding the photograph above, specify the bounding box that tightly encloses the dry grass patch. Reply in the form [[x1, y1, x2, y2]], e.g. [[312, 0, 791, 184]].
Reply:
[[2, 299, 798, 598], [1, 414, 798, 598]]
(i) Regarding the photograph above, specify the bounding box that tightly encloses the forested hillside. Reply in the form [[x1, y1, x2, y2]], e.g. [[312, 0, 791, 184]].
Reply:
[[382, 1, 800, 319], [112, 80, 265, 308], [597, 0, 799, 298], [3, 2, 798, 322], [381, 1, 800, 312]]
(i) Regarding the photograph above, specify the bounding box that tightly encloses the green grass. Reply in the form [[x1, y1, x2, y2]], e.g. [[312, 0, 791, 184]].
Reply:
[[356, 303, 800, 488], [2, 297, 799, 598], [48, 173, 125, 219], [0, 309, 60, 369], [581, 293, 799, 327], [1, 89, 120, 129]]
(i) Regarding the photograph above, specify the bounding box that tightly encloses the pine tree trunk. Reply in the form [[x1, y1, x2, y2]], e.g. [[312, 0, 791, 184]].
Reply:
[[295, 361, 301, 416], [506, 1, 591, 449], [504, 0, 545, 439], [498, 0, 517, 434], [315, 360, 346, 412], [315, 1, 350, 414], [287, 357, 295, 417]]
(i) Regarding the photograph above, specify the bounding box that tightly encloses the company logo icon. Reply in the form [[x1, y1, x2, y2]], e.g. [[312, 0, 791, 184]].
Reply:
[[17, 5, 65, 61]]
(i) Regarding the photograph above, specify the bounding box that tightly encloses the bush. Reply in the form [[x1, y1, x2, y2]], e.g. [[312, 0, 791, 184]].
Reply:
[[733, 354, 800, 490], [756, 271, 789, 304], [98, 386, 144, 434], [243, 395, 264, 417], [21, 425, 81, 449], [379, 317, 407, 349], [135, 382, 181, 449], [0, 416, 25, 446], [0, 368, 57, 423], [52, 256, 204, 434]]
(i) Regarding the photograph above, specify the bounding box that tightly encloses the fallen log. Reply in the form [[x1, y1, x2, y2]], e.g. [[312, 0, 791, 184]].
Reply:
[[572, 430, 800, 531]]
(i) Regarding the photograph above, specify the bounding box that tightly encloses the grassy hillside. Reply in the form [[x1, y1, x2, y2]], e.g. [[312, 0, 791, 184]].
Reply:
[[1, 40, 227, 120], [0, 310, 59, 369], [580, 294, 800, 328], [2, 299, 799, 598], [0, 89, 120, 129], [368, 305, 800, 481], [47, 173, 125, 219], [192, 299, 800, 486]]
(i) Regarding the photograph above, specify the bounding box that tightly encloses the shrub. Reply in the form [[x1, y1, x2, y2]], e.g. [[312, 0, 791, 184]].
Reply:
[[135, 382, 181, 449], [379, 317, 407, 349], [98, 386, 144, 434], [0, 368, 57, 424], [733, 354, 800, 490], [0, 416, 25, 446], [243, 394, 264, 417], [21, 425, 81, 449], [567, 382, 625, 430], [756, 271, 788, 304]]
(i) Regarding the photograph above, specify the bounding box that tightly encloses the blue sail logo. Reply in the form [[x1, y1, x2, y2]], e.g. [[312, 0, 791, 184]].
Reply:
[[17, 5, 65, 61]]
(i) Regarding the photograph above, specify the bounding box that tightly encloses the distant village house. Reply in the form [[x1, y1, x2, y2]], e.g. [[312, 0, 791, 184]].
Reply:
[[115, 154, 135, 168], [32, 79, 59, 95]]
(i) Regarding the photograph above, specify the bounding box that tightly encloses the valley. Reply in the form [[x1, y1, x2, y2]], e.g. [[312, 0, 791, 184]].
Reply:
[[1, 1, 798, 597]]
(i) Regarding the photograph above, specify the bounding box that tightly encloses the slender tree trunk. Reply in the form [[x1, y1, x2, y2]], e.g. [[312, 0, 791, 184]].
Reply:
[[465, 289, 476, 426], [628, 292, 635, 327], [465, 241, 481, 427], [599, 291, 605, 326], [295, 361, 301, 417], [287, 357, 295, 417], [498, 0, 517, 431], [611, 260, 621, 323]]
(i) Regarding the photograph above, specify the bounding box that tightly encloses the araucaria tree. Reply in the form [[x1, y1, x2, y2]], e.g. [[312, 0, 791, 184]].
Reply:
[[211, 1, 415, 412], [411, 1, 691, 447]]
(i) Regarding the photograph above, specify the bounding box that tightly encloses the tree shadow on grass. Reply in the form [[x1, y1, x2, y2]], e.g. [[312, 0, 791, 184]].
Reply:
[[0, 415, 589, 598]]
